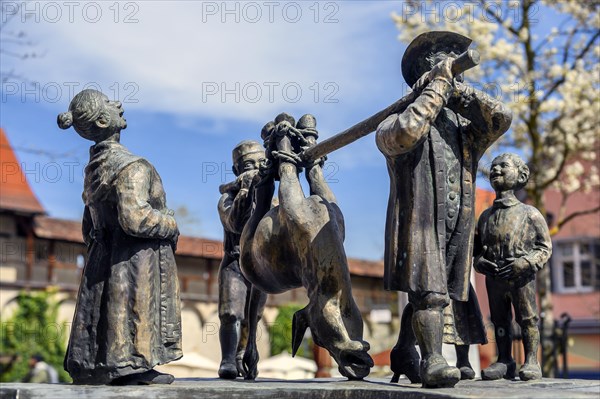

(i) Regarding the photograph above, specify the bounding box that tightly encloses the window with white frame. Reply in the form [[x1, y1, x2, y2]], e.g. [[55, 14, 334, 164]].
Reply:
[[552, 239, 600, 293]]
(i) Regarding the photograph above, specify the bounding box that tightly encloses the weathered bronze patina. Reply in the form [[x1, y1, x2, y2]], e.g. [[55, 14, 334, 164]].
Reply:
[[217, 140, 267, 379], [476, 153, 552, 381], [57, 89, 182, 385], [239, 113, 373, 381], [376, 31, 512, 388]]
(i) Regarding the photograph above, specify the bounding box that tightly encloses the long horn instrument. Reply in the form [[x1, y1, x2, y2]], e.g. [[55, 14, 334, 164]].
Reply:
[[301, 49, 480, 163]]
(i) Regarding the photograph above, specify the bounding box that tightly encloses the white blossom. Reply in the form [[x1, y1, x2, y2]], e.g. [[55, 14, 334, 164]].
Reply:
[[392, 0, 599, 232]]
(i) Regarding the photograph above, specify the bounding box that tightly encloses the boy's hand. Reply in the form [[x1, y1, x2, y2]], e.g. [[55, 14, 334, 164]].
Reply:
[[474, 247, 499, 276], [238, 169, 260, 191], [475, 257, 499, 276], [497, 257, 533, 280]]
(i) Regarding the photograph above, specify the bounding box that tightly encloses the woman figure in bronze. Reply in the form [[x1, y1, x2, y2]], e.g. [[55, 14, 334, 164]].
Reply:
[[58, 89, 182, 385]]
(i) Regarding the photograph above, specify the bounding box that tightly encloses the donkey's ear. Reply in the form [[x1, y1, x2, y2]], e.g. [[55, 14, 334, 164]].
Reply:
[[291, 307, 309, 357]]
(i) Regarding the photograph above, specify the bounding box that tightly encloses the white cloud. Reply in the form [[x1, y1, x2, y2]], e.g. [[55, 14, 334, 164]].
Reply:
[[2, 1, 407, 260], [7, 1, 398, 123]]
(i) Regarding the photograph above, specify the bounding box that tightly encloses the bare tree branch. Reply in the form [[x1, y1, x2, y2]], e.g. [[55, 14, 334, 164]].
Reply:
[[541, 29, 600, 103], [0, 1, 43, 82], [478, 0, 520, 36], [533, 17, 572, 54], [539, 122, 571, 190], [551, 205, 600, 236]]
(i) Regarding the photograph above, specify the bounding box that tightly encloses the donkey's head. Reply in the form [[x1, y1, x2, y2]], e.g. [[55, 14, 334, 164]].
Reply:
[[292, 307, 373, 380]]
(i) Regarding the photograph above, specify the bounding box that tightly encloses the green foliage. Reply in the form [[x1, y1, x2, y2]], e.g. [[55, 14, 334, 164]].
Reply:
[[270, 303, 313, 359], [0, 289, 71, 382]]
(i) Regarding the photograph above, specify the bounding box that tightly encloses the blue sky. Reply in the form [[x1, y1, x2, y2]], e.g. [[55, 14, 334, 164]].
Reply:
[[1, 1, 537, 260]]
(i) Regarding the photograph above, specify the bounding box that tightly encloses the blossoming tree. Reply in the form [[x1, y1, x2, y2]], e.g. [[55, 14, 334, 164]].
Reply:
[[391, 0, 599, 376]]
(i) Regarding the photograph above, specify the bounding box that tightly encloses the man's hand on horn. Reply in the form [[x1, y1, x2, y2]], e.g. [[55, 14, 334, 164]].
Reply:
[[411, 56, 456, 93]]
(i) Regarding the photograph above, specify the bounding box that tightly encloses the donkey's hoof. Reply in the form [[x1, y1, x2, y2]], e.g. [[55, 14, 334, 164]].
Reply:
[[390, 345, 421, 383], [218, 362, 238, 379], [242, 346, 259, 380]]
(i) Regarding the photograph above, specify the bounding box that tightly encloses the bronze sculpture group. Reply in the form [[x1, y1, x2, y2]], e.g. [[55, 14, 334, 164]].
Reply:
[[58, 30, 551, 388]]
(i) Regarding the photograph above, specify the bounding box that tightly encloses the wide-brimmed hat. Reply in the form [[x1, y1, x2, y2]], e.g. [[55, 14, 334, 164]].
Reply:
[[401, 31, 472, 87]]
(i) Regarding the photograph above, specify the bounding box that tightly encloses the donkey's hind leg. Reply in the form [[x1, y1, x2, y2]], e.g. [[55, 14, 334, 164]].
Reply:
[[242, 285, 268, 380], [306, 164, 337, 204]]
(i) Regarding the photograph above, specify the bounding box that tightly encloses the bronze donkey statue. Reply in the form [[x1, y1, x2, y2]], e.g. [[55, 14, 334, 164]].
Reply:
[[239, 113, 373, 380]]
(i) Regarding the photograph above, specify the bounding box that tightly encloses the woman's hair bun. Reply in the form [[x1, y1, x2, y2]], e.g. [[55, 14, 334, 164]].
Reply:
[[57, 111, 73, 130]]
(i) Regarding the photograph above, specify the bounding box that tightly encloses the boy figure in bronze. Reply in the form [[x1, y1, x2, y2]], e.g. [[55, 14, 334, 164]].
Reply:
[[376, 31, 512, 388], [476, 153, 552, 381], [217, 140, 266, 379], [57, 89, 182, 385]]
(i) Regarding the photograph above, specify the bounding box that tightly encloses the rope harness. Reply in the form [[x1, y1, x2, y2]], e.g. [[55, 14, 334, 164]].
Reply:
[[260, 120, 326, 178]]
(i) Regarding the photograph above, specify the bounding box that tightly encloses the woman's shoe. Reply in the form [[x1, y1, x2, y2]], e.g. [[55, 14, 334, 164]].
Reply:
[[111, 369, 175, 385]]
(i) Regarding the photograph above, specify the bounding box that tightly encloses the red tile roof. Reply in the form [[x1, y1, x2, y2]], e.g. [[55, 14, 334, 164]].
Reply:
[[30, 215, 379, 274], [176, 235, 224, 260], [347, 258, 383, 278], [0, 128, 45, 215], [33, 216, 225, 260], [34, 216, 83, 243]]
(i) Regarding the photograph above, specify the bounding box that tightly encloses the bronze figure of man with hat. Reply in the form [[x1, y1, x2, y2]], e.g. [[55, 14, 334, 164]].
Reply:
[[376, 31, 513, 388], [217, 140, 267, 379]]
